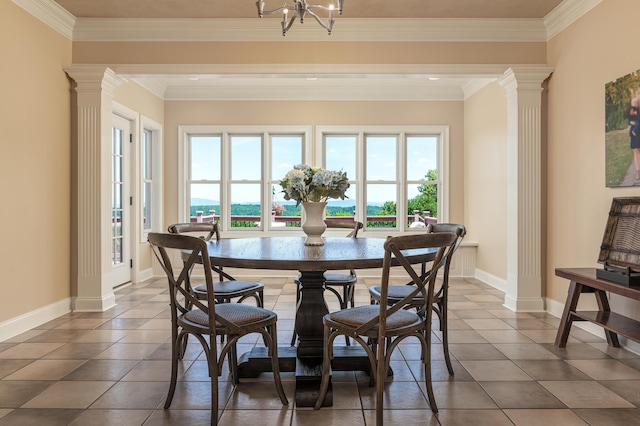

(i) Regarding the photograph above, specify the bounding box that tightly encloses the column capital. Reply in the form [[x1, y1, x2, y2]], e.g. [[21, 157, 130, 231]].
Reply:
[[497, 66, 554, 94], [65, 65, 126, 94]]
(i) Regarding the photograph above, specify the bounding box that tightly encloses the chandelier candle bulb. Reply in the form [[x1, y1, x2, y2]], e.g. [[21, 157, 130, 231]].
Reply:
[[256, 0, 345, 36]]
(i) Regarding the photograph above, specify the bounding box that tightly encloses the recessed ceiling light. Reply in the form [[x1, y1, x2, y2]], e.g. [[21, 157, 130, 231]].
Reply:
[[428, 77, 440, 81], [188, 77, 200, 81], [306, 77, 318, 81]]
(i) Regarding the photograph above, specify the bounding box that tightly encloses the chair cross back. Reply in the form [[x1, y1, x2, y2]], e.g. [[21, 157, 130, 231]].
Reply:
[[325, 219, 363, 238], [148, 232, 242, 334], [356, 232, 456, 335]]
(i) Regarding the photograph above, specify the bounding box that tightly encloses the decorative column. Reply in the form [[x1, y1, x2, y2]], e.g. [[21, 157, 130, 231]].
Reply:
[[65, 66, 126, 312], [497, 66, 554, 312]]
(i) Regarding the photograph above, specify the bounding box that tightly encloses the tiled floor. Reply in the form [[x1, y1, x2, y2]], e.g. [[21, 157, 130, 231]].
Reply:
[[2, 276, 640, 425]]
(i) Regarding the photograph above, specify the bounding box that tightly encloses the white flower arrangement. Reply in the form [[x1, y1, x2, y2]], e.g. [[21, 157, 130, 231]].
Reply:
[[280, 164, 350, 207]]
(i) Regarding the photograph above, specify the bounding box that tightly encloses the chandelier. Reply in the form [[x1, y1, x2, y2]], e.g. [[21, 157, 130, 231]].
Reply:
[[256, 0, 345, 36]]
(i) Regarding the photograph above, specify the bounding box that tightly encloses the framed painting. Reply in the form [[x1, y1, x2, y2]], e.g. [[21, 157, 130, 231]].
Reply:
[[605, 70, 640, 187]]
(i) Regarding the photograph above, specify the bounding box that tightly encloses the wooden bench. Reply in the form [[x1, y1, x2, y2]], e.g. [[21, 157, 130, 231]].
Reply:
[[554, 267, 640, 347]]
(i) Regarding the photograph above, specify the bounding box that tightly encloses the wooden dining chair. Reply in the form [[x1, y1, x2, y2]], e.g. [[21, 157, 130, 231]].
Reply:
[[369, 223, 466, 375], [148, 232, 288, 426], [168, 222, 264, 308], [314, 232, 457, 424], [290, 219, 364, 346]]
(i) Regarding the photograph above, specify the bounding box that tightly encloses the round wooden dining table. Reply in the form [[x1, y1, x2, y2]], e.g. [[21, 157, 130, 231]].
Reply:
[[203, 235, 437, 406]]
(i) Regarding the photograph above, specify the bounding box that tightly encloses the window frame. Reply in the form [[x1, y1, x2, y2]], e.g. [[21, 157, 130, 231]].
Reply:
[[178, 125, 312, 236], [179, 125, 447, 236], [140, 116, 163, 241], [316, 126, 449, 232]]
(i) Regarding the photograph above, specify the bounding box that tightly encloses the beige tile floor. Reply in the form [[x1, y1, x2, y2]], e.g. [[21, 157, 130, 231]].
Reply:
[[1, 276, 640, 425]]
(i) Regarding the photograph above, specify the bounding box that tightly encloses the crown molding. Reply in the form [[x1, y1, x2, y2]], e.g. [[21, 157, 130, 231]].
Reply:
[[72, 17, 548, 42], [112, 63, 512, 77], [155, 82, 465, 102], [131, 78, 167, 100], [11, 0, 75, 40], [13, 0, 600, 43], [544, 0, 602, 40], [461, 79, 494, 100], [120, 63, 523, 101]]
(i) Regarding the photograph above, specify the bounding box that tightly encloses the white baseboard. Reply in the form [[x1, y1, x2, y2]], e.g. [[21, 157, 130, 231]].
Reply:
[[136, 267, 154, 283], [475, 268, 508, 293], [0, 298, 71, 342], [72, 293, 117, 312]]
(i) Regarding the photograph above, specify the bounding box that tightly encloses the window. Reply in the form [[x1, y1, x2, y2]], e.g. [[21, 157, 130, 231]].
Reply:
[[142, 128, 153, 233], [140, 116, 162, 242], [180, 126, 311, 233], [180, 125, 446, 235], [319, 126, 448, 231]]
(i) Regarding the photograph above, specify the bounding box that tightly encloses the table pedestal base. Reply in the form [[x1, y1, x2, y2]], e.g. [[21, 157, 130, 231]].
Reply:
[[237, 345, 373, 407]]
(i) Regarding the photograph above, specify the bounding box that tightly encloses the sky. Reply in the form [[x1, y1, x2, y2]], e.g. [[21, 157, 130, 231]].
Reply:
[[189, 134, 438, 206]]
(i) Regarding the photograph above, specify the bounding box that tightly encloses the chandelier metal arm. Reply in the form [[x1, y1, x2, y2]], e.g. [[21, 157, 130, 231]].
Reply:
[[256, 0, 344, 36], [305, 8, 334, 34]]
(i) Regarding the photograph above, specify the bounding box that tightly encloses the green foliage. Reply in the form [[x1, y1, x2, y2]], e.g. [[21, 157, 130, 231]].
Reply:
[[190, 205, 219, 216], [190, 167, 439, 226], [605, 129, 634, 187], [605, 72, 640, 132], [379, 201, 396, 215]]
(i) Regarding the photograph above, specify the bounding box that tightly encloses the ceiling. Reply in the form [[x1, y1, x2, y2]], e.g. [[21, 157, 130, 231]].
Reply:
[[50, 0, 567, 101], [52, 0, 564, 19]]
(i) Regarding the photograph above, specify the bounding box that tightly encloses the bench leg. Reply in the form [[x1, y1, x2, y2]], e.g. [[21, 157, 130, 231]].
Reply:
[[555, 280, 582, 347], [594, 289, 620, 347]]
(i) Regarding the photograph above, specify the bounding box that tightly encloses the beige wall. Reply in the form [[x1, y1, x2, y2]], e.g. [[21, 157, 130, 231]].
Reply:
[[114, 81, 164, 125], [546, 0, 640, 315], [0, 3, 72, 322], [464, 83, 508, 280], [72, 41, 547, 66], [163, 100, 465, 228]]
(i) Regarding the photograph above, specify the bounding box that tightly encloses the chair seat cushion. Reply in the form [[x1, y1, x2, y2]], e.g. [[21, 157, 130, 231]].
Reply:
[[183, 304, 274, 328], [193, 280, 263, 296], [369, 285, 425, 302], [326, 305, 421, 331]]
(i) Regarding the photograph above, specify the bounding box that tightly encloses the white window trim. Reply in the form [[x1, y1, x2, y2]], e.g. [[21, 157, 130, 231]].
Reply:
[[140, 115, 163, 240], [178, 125, 312, 236], [316, 125, 449, 233]]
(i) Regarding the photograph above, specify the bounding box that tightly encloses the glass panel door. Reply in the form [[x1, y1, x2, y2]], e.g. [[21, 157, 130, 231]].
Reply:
[[111, 114, 131, 287]]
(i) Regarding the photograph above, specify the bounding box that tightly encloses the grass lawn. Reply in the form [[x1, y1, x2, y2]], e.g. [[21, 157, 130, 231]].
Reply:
[[605, 128, 634, 187]]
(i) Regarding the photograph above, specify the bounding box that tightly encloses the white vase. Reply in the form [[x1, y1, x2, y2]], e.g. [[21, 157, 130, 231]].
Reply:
[[301, 201, 327, 246]]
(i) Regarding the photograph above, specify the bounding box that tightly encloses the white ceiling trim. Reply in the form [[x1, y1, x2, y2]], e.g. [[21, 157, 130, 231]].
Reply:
[[113, 63, 510, 101], [153, 82, 469, 102], [72, 17, 548, 42], [13, 0, 601, 43], [11, 0, 75, 40], [544, 0, 602, 40], [112, 63, 512, 77]]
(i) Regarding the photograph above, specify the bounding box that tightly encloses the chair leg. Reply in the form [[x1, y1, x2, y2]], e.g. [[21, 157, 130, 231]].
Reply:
[[210, 348, 219, 426], [268, 324, 289, 405], [229, 342, 239, 385], [341, 287, 351, 347], [375, 342, 386, 426], [423, 329, 438, 413], [177, 333, 189, 360], [290, 283, 301, 346], [164, 331, 182, 409], [438, 286, 454, 376], [258, 288, 264, 308], [313, 325, 333, 410]]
